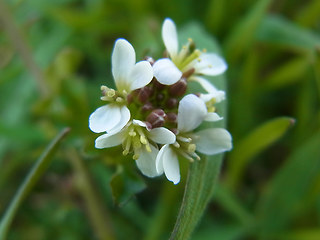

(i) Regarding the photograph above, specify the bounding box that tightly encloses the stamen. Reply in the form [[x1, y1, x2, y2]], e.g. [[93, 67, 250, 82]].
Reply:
[[177, 136, 192, 143], [116, 97, 124, 103], [140, 135, 148, 145], [177, 149, 194, 162], [129, 131, 136, 137], [173, 142, 180, 148], [133, 154, 139, 160], [107, 89, 115, 97], [145, 144, 152, 152], [187, 144, 196, 153]]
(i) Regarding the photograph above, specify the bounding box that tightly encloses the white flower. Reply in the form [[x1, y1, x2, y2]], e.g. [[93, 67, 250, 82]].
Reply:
[[95, 120, 176, 178], [153, 18, 227, 92], [89, 39, 153, 135], [156, 94, 232, 184]]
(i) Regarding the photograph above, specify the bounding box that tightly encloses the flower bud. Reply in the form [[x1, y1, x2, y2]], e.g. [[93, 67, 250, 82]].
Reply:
[[182, 68, 195, 78], [146, 109, 166, 129], [166, 98, 178, 109], [153, 78, 166, 90], [166, 112, 177, 123], [144, 56, 155, 65], [141, 102, 153, 112], [138, 86, 152, 103], [169, 77, 187, 97]]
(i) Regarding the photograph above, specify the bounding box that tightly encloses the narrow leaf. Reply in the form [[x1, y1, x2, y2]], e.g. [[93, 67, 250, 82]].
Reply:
[[256, 15, 320, 53], [256, 132, 320, 238], [169, 22, 228, 240], [227, 117, 295, 189], [0, 127, 70, 240], [224, 0, 272, 62]]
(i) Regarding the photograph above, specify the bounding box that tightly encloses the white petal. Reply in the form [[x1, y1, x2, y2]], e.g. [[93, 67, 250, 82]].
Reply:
[[194, 53, 227, 76], [136, 144, 160, 178], [162, 145, 180, 184], [153, 58, 182, 85], [132, 119, 147, 127], [155, 144, 167, 174], [112, 39, 136, 90], [194, 128, 232, 155], [108, 106, 130, 135], [205, 112, 223, 122], [95, 131, 124, 149], [177, 94, 207, 132], [191, 76, 226, 102], [129, 61, 153, 91], [162, 18, 178, 58], [89, 104, 121, 133], [149, 127, 176, 144]]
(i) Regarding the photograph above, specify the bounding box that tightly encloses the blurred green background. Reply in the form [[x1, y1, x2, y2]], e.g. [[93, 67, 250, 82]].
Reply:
[[0, 0, 320, 239]]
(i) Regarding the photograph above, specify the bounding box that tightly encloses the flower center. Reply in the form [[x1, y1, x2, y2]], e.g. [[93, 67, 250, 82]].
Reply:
[[121, 123, 152, 160], [173, 133, 200, 162], [100, 85, 127, 105]]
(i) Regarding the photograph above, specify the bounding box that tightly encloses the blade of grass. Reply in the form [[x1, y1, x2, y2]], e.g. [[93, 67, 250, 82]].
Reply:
[[226, 117, 295, 189], [0, 127, 70, 240]]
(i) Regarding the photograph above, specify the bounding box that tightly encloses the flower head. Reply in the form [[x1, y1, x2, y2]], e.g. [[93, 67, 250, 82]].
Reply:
[[156, 94, 232, 184], [153, 18, 228, 94], [89, 39, 153, 135]]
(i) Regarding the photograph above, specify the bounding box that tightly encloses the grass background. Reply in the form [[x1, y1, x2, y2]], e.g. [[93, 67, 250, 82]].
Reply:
[[0, 0, 320, 239]]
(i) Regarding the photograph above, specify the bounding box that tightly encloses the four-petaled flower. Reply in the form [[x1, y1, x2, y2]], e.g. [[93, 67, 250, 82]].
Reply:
[[156, 94, 232, 184], [153, 18, 228, 96], [89, 39, 153, 135]]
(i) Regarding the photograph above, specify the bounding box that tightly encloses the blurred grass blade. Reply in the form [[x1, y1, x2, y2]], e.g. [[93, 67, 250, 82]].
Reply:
[[275, 229, 320, 240], [227, 117, 295, 189], [261, 57, 310, 90], [224, 0, 272, 62], [0, 127, 70, 240], [169, 22, 228, 240], [214, 184, 252, 226], [256, 132, 320, 238], [295, 0, 320, 27], [256, 15, 320, 53]]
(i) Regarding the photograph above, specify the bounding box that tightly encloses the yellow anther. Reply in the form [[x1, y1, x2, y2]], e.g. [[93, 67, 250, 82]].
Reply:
[[122, 149, 129, 156], [133, 154, 139, 160], [145, 144, 152, 152], [187, 144, 196, 153], [107, 89, 115, 97], [173, 142, 180, 148], [100, 96, 109, 101], [100, 85, 109, 91], [208, 106, 216, 113], [129, 131, 136, 137], [188, 38, 193, 42], [202, 48, 207, 53], [140, 135, 148, 145], [116, 97, 124, 103]]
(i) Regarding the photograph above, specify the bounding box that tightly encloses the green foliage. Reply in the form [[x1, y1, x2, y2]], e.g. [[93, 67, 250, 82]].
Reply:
[[1, 0, 320, 240]]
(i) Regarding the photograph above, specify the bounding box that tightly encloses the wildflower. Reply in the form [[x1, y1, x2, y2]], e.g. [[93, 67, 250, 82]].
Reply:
[[95, 119, 176, 177], [153, 18, 227, 93], [156, 94, 232, 184], [89, 39, 153, 135]]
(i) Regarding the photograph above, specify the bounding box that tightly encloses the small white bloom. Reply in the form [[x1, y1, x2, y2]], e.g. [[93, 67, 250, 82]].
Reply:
[[89, 39, 153, 135], [154, 18, 227, 92], [95, 120, 176, 178], [156, 94, 232, 184]]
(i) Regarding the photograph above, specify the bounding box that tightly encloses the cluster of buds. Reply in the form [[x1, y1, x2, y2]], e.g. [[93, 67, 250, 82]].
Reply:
[[89, 18, 232, 184]]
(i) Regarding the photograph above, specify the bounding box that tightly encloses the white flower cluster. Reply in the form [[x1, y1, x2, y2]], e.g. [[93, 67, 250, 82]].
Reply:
[[89, 18, 232, 184]]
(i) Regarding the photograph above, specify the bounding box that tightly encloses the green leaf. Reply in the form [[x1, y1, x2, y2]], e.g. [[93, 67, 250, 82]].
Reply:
[[256, 15, 320, 53], [256, 132, 320, 239], [224, 0, 272, 62], [0, 128, 70, 240], [169, 22, 228, 240], [261, 57, 310, 90], [226, 117, 295, 189], [110, 165, 146, 207], [275, 229, 320, 240]]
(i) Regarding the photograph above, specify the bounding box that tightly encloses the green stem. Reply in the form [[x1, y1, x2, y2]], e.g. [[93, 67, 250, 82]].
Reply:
[[0, 127, 70, 240], [68, 149, 115, 240], [0, 0, 49, 97], [170, 156, 222, 240]]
